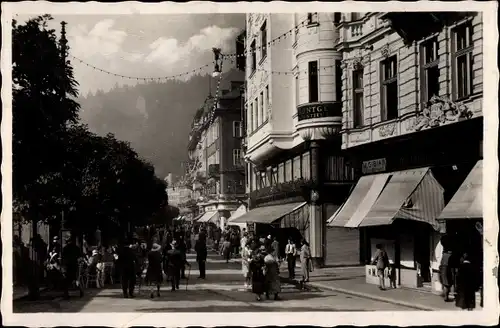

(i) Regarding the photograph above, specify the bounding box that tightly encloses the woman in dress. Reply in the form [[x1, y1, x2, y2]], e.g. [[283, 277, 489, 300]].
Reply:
[[300, 240, 312, 283], [264, 246, 281, 300], [146, 243, 163, 298], [241, 242, 252, 289], [249, 247, 266, 301], [221, 238, 232, 263]]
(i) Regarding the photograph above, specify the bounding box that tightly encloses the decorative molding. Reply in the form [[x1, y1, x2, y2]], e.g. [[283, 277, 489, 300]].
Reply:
[[381, 43, 391, 58], [378, 122, 396, 137], [411, 95, 474, 132]]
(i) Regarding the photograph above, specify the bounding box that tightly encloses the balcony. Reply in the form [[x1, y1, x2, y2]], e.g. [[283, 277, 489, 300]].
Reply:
[[295, 101, 343, 141], [249, 178, 314, 207]]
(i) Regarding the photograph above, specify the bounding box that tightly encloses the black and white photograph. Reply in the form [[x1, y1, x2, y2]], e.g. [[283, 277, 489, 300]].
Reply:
[[1, 1, 498, 327]]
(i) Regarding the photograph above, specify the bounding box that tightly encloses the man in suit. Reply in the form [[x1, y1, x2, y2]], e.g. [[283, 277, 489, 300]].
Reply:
[[115, 237, 138, 298], [165, 240, 190, 291], [195, 233, 208, 279]]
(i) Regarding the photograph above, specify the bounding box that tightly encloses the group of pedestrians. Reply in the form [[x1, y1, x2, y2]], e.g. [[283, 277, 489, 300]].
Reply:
[[239, 231, 313, 302]]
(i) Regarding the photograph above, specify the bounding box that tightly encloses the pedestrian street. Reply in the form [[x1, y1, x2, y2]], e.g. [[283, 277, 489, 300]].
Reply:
[[14, 252, 414, 313]]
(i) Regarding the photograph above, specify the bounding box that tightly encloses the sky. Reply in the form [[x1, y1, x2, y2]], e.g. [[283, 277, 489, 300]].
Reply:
[[16, 13, 245, 95]]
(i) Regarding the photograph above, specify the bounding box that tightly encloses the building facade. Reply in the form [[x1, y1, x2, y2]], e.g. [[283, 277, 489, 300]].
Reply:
[[329, 12, 483, 294], [234, 13, 361, 267], [187, 72, 247, 229]]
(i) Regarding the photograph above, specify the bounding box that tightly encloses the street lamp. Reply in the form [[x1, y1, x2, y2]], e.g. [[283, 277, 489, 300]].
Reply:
[[212, 47, 222, 77]]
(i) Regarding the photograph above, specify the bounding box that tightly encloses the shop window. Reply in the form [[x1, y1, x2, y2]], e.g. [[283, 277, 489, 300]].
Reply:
[[266, 167, 272, 186], [353, 68, 364, 128], [452, 23, 473, 100], [260, 21, 267, 60], [381, 55, 398, 121], [421, 37, 440, 104], [272, 167, 278, 185], [301, 152, 311, 180], [285, 159, 293, 182], [293, 156, 301, 180], [278, 163, 285, 183], [335, 60, 343, 102], [308, 61, 319, 103]]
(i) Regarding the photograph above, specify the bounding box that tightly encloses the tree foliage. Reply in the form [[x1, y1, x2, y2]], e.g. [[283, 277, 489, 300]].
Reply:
[[12, 16, 168, 237]]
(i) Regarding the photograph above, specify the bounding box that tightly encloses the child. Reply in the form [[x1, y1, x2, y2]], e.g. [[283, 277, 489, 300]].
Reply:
[[388, 263, 397, 289]]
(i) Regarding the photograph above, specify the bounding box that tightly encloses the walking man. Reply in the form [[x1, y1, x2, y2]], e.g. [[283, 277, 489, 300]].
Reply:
[[61, 234, 84, 299], [285, 238, 297, 279], [115, 237, 138, 298], [195, 233, 208, 279], [165, 240, 190, 291]]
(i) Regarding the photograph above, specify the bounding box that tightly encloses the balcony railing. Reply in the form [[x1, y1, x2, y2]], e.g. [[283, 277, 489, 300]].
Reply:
[[249, 178, 314, 206]]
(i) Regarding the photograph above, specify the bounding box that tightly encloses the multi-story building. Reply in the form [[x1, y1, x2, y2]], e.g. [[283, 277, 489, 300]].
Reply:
[[328, 12, 483, 294], [187, 72, 246, 229], [232, 13, 360, 267]]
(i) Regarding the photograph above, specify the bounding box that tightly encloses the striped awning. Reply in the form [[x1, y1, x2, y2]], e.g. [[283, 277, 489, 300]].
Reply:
[[230, 202, 306, 224], [439, 160, 483, 220], [197, 211, 219, 223], [328, 174, 390, 227], [359, 167, 445, 230]]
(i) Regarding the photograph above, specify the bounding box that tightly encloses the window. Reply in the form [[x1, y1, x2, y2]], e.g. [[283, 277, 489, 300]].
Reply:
[[233, 121, 242, 137], [272, 167, 278, 185], [295, 76, 300, 106], [232, 149, 241, 166], [353, 68, 364, 128], [250, 40, 256, 73], [421, 38, 440, 103], [351, 13, 361, 21], [285, 159, 292, 182], [308, 61, 319, 103], [248, 103, 253, 132], [265, 85, 269, 121], [335, 59, 343, 102], [381, 56, 398, 121], [334, 13, 342, 25], [452, 23, 473, 100], [215, 149, 220, 164], [260, 91, 264, 123], [307, 13, 318, 25], [301, 152, 311, 180], [260, 21, 267, 60], [293, 156, 301, 180], [278, 163, 285, 183], [255, 98, 260, 127]]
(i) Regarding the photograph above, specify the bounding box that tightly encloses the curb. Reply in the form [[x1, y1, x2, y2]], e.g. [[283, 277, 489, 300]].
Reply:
[[308, 282, 436, 311]]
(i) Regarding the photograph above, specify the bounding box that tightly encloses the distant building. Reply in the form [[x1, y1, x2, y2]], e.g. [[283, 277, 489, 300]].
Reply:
[[186, 71, 246, 229]]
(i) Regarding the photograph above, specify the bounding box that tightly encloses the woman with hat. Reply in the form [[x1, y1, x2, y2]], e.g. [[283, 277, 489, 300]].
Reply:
[[249, 246, 266, 301], [146, 242, 163, 298]]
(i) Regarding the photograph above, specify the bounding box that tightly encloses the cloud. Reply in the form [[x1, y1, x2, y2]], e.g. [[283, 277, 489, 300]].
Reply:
[[68, 19, 127, 58], [145, 25, 240, 67]]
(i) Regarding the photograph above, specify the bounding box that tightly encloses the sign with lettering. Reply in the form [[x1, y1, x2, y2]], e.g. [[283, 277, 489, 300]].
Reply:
[[297, 102, 342, 121], [205, 205, 217, 212], [362, 158, 387, 174]]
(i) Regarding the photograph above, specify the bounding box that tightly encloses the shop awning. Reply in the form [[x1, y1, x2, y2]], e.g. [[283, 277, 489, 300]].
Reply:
[[230, 202, 306, 224], [197, 211, 219, 223], [438, 160, 483, 220], [227, 205, 248, 227], [359, 167, 445, 229], [328, 174, 390, 227], [192, 212, 204, 221]]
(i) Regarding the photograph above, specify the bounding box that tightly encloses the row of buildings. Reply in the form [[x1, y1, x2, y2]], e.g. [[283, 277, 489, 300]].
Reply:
[[182, 12, 484, 294]]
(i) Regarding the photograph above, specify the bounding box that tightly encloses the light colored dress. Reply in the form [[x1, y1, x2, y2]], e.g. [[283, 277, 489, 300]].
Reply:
[[241, 246, 251, 278], [300, 245, 311, 282], [264, 254, 281, 295]]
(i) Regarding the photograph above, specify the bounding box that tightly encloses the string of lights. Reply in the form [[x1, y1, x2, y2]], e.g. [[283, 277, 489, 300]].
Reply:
[[222, 17, 312, 59], [69, 53, 213, 81]]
